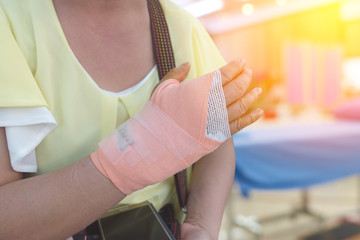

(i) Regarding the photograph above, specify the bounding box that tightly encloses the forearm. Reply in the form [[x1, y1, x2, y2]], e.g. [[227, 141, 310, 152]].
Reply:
[[0, 157, 125, 240], [185, 138, 235, 239]]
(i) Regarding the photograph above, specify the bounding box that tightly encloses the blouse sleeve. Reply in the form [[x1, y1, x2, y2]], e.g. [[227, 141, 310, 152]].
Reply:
[[191, 19, 227, 75], [162, 0, 226, 77], [0, 8, 56, 172]]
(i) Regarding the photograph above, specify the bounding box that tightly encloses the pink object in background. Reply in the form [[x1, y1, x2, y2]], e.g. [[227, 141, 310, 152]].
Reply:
[[284, 43, 342, 107], [285, 46, 303, 105], [309, 49, 318, 104], [333, 98, 360, 120], [324, 50, 342, 106]]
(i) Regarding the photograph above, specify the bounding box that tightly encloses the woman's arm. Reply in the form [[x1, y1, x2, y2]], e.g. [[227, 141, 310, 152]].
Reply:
[[181, 139, 235, 240], [0, 127, 126, 240], [0, 65, 194, 239], [181, 61, 263, 240], [0, 60, 260, 239], [0, 128, 22, 186]]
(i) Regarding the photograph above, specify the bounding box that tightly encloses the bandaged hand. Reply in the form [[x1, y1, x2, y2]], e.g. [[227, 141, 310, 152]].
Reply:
[[91, 59, 263, 194], [160, 60, 263, 135]]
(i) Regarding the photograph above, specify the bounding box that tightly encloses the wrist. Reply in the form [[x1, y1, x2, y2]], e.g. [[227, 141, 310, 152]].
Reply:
[[181, 221, 216, 240], [72, 157, 126, 209]]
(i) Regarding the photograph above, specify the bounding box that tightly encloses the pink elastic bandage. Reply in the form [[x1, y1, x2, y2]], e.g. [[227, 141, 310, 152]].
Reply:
[[91, 70, 231, 194]]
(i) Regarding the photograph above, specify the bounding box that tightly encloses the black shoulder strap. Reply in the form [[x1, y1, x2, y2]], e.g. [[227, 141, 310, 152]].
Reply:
[[147, 0, 188, 213]]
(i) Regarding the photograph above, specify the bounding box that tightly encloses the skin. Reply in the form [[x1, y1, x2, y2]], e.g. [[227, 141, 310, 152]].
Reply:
[[0, 0, 263, 239], [0, 65, 261, 240], [164, 61, 262, 240]]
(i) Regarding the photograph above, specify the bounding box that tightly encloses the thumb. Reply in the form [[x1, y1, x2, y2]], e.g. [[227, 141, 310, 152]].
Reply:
[[151, 62, 191, 97], [162, 62, 191, 83]]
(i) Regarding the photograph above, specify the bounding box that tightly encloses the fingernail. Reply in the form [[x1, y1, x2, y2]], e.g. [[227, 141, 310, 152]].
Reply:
[[256, 87, 262, 94], [245, 68, 252, 75], [257, 109, 264, 115], [178, 62, 190, 68]]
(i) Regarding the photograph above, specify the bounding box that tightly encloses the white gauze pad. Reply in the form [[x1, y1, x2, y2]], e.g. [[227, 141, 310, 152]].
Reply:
[[91, 70, 231, 194]]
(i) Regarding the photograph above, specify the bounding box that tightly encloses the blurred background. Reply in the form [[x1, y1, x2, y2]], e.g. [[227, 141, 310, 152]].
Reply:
[[174, 0, 360, 115], [172, 0, 360, 239]]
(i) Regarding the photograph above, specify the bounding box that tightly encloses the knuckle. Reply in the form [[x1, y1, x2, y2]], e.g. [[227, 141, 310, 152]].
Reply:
[[236, 99, 247, 114], [247, 89, 260, 103], [244, 68, 252, 78], [250, 88, 259, 97], [168, 67, 177, 75], [178, 67, 187, 75], [234, 80, 247, 95], [249, 110, 260, 123], [242, 74, 252, 85], [232, 59, 244, 69], [235, 118, 245, 131], [221, 70, 232, 82]]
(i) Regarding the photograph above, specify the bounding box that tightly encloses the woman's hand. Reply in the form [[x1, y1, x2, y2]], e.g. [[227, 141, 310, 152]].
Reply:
[[91, 59, 262, 195], [160, 59, 263, 135], [220, 59, 263, 134]]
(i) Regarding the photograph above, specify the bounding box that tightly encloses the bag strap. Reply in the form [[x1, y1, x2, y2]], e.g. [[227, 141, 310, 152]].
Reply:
[[147, 0, 188, 213]]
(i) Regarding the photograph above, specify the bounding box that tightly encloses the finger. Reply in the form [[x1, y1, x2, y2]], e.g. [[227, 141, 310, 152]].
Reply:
[[162, 62, 191, 83], [223, 68, 252, 106], [227, 87, 262, 122], [229, 108, 264, 135], [219, 59, 246, 86], [151, 62, 191, 96]]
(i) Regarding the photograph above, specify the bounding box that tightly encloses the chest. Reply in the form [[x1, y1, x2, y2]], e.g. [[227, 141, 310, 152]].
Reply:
[[53, 1, 155, 92]]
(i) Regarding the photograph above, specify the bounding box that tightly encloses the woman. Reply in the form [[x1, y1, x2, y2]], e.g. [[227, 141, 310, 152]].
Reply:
[[0, 0, 263, 239]]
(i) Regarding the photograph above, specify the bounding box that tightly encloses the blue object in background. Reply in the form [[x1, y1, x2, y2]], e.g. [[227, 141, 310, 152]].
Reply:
[[232, 121, 360, 197]]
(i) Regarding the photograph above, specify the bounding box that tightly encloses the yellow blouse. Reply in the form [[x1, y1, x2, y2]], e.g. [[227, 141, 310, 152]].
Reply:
[[0, 0, 226, 210]]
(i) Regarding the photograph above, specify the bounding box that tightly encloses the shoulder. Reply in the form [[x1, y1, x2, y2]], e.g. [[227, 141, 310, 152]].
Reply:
[[160, 0, 215, 51], [160, 0, 204, 32], [159, 0, 225, 75], [160, 0, 194, 19]]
